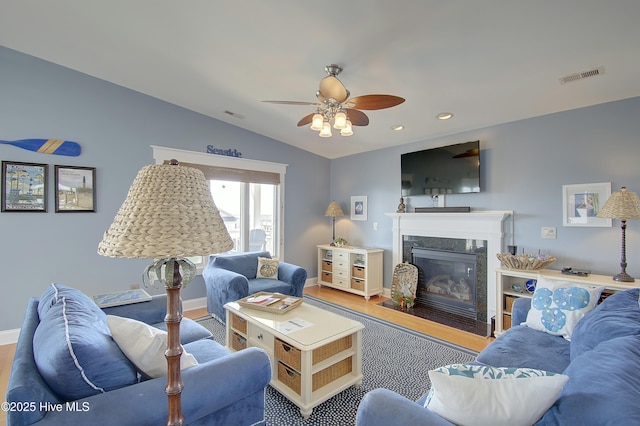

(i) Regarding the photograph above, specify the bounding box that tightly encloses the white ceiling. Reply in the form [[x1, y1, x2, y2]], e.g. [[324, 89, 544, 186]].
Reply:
[[2, 1, 639, 159]]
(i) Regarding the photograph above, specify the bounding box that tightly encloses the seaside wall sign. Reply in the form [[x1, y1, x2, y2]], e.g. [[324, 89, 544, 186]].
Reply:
[[206, 145, 242, 158]]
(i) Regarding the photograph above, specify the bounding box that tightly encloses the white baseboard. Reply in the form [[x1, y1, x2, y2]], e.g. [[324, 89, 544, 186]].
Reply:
[[0, 328, 20, 346], [183, 296, 207, 312]]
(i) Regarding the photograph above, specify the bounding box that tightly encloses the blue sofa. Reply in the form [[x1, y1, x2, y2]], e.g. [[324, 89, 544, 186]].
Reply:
[[203, 251, 307, 323], [356, 287, 640, 425], [5, 284, 271, 426]]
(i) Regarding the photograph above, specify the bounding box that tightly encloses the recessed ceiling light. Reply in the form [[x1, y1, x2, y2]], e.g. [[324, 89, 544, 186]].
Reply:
[[391, 124, 405, 131], [436, 112, 454, 120]]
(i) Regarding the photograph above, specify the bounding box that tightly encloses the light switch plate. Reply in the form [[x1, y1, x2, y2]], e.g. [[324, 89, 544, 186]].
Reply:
[[541, 227, 556, 239]]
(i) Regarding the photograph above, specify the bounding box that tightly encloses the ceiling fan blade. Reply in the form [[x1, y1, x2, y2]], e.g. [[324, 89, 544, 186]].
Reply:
[[263, 100, 320, 106], [297, 113, 315, 127], [344, 95, 405, 110], [318, 76, 349, 103], [346, 109, 369, 126]]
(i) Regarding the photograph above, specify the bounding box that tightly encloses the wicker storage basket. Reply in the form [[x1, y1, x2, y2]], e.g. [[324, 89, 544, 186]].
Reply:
[[312, 335, 352, 365], [312, 356, 352, 392], [230, 313, 247, 334], [496, 253, 556, 270], [231, 332, 247, 351], [351, 278, 365, 291], [275, 339, 301, 371]]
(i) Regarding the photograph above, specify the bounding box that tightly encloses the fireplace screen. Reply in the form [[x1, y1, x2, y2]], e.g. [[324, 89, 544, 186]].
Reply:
[[412, 248, 478, 318]]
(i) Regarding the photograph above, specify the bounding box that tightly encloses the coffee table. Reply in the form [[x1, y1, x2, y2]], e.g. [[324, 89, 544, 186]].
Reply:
[[224, 299, 364, 419]]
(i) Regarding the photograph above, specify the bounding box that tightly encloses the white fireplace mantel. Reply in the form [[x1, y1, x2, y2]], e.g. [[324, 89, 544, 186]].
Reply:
[[386, 211, 513, 323]]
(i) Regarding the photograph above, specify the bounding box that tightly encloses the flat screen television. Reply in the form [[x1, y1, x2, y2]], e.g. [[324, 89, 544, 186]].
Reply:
[[401, 140, 480, 196]]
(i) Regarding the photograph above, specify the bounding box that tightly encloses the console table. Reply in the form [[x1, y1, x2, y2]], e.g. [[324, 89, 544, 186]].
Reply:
[[316, 244, 383, 300]]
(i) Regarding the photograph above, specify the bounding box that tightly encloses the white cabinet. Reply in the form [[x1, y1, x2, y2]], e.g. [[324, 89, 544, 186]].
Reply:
[[317, 244, 383, 300], [495, 268, 638, 336]]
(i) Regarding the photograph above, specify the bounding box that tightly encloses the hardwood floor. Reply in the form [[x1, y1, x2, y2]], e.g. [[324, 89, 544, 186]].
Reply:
[[0, 286, 492, 425]]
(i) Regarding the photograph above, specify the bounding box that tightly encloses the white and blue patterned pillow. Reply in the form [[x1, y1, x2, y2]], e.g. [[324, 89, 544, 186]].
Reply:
[[524, 276, 604, 340], [424, 364, 568, 426]]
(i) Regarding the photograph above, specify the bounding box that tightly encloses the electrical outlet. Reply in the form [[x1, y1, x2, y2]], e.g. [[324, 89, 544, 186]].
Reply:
[[373, 222, 378, 231], [541, 227, 556, 239]]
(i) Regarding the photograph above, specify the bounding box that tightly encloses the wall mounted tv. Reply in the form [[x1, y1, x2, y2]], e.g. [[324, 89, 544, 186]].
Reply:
[[401, 140, 480, 196]]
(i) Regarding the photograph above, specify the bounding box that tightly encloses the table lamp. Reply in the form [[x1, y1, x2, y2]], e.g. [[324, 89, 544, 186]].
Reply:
[[98, 160, 233, 425], [324, 201, 344, 245], [596, 186, 640, 282]]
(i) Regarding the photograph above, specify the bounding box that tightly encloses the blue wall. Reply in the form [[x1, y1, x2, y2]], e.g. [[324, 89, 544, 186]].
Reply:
[[2, 45, 640, 332], [331, 97, 640, 285], [0, 46, 330, 330]]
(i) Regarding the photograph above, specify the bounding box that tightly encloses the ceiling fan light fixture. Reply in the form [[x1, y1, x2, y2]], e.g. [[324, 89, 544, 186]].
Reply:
[[333, 111, 347, 129], [340, 119, 353, 136], [319, 121, 332, 137], [310, 113, 324, 131]]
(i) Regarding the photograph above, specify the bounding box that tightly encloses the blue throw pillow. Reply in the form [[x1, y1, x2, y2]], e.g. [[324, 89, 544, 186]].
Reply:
[[37, 283, 102, 320], [33, 297, 138, 401], [570, 288, 640, 360], [523, 276, 604, 340]]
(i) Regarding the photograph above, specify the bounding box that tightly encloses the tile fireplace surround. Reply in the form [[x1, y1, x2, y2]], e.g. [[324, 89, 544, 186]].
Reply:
[[386, 211, 512, 327]]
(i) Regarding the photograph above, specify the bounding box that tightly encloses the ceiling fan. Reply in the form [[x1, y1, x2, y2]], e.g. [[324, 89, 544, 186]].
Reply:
[[263, 64, 405, 137]]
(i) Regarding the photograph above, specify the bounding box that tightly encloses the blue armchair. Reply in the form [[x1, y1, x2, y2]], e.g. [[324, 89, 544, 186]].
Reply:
[[203, 251, 307, 323]]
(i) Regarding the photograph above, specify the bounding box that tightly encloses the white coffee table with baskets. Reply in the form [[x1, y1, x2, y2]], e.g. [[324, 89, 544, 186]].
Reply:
[[224, 294, 364, 419]]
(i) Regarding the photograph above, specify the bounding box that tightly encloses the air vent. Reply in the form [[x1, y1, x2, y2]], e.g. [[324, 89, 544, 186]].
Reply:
[[559, 67, 605, 85]]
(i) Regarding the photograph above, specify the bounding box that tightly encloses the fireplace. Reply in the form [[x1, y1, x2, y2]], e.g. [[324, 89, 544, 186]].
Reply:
[[386, 211, 512, 333], [412, 248, 477, 319]]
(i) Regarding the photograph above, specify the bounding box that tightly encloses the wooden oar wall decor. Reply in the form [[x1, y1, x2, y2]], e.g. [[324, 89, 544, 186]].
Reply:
[[0, 139, 81, 156]]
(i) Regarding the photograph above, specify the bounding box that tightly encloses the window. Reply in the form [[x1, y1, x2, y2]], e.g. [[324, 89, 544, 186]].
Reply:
[[151, 145, 287, 268], [210, 180, 276, 254]]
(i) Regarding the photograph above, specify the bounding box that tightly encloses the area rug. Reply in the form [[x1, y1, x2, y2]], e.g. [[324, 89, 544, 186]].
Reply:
[[196, 296, 477, 425]]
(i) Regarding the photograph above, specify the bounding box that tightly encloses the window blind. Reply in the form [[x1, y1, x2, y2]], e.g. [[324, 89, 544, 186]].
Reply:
[[165, 161, 280, 185]]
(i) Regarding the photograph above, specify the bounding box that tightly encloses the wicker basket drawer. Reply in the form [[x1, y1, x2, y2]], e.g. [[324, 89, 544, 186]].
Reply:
[[503, 314, 512, 330], [322, 260, 333, 272], [277, 361, 301, 395], [321, 271, 333, 283], [504, 296, 517, 313], [312, 356, 352, 392], [230, 313, 247, 334], [231, 331, 247, 351], [352, 265, 365, 279], [275, 338, 301, 371], [350, 278, 364, 291], [312, 335, 352, 365]]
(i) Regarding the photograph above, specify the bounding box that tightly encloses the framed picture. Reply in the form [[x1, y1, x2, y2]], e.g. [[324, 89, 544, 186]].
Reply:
[[1, 161, 48, 212], [562, 182, 611, 227], [350, 195, 368, 221], [55, 165, 96, 212]]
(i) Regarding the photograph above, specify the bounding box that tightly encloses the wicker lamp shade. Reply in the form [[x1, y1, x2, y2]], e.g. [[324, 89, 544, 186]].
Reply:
[[324, 200, 344, 217], [98, 162, 233, 259], [597, 187, 640, 220]]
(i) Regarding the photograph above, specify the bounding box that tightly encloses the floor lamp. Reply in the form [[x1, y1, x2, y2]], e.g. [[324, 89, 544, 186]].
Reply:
[[98, 160, 233, 426], [324, 200, 344, 245], [597, 186, 640, 282]]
